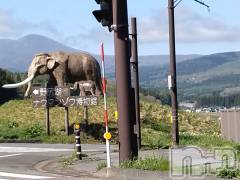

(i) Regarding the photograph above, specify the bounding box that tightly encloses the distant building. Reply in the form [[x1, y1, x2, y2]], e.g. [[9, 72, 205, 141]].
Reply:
[[179, 102, 196, 110]]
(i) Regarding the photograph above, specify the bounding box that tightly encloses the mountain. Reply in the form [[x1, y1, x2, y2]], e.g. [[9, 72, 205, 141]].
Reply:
[[0, 34, 200, 73], [0, 34, 79, 72], [1, 34, 240, 102], [140, 51, 240, 100]]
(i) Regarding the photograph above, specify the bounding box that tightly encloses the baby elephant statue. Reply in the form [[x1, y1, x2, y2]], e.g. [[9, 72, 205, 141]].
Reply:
[[73, 80, 96, 96]]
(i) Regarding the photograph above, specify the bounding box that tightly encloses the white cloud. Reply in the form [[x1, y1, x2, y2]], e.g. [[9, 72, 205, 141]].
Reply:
[[64, 26, 112, 49], [0, 9, 60, 38], [1, 5, 239, 51], [138, 7, 240, 43]]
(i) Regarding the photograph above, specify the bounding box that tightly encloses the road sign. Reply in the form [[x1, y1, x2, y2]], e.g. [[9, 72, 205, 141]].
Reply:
[[104, 132, 112, 140], [32, 87, 98, 108], [32, 87, 70, 99]]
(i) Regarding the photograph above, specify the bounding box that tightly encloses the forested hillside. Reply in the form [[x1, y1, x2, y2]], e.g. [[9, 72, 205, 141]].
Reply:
[[140, 51, 240, 107], [0, 68, 18, 103]]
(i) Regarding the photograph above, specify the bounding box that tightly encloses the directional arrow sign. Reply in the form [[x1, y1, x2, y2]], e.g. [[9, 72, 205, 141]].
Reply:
[[32, 89, 39, 95]]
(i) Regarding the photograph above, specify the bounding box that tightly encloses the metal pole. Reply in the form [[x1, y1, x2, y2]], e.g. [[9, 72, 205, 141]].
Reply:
[[168, 0, 179, 146], [101, 42, 111, 168], [131, 17, 141, 149], [45, 106, 50, 136], [83, 106, 88, 132], [112, 0, 134, 162], [65, 107, 69, 136]]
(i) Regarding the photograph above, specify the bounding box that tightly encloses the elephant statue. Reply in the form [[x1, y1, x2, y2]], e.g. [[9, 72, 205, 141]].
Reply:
[[72, 80, 96, 96], [2, 51, 103, 96]]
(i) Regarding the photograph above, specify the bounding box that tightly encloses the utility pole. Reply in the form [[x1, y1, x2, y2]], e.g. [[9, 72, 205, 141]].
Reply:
[[167, 0, 209, 146], [112, 0, 134, 162], [130, 17, 141, 149], [168, 0, 179, 146], [93, 0, 136, 163]]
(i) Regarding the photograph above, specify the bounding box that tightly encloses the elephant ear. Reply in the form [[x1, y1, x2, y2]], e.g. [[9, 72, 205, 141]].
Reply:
[[47, 57, 56, 70]]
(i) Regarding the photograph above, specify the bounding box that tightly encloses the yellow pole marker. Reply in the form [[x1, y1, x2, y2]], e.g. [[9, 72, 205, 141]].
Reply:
[[75, 123, 80, 130], [114, 111, 118, 120], [104, 132, 112, 140]]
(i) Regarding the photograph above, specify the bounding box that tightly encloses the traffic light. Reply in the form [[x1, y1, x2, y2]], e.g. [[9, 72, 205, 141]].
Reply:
[[92, 0, 113, 31]]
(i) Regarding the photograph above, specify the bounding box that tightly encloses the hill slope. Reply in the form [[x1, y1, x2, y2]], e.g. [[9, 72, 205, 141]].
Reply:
[[0, 34, 200, 73], [0, 98, 220, 148], [1, 34, 240, 102], [140, 51, 240, 100]]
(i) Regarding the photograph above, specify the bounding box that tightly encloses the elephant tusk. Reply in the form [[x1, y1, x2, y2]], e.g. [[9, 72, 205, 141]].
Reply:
[[2, 74, 34, 88]]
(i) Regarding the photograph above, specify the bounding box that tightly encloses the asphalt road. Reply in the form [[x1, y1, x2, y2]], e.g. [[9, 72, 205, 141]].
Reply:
[[0, 143, 107, 180], [0, 143, 222, 180]]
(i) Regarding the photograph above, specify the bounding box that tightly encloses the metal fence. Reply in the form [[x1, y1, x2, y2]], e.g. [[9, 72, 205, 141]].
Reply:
[[219, 110, 240, 142]]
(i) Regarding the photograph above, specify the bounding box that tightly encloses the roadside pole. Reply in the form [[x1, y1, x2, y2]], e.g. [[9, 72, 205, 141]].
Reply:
[[64, 107, 69, 136], [101, 42, 111, 168], [83, 106, 89, 132], [130, 17, 141, 149], [112, 0, 134, 163], [45, 107, 50, 135], [168, 0, 179, 146], [75, 123, 82, 160]]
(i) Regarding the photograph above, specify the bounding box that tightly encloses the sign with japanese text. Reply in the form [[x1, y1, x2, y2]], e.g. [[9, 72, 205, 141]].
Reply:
[[32, 87, 98, 108]]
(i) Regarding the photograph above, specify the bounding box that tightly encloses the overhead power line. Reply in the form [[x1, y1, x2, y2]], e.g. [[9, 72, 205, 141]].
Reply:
[[174, 0, 210, 11]]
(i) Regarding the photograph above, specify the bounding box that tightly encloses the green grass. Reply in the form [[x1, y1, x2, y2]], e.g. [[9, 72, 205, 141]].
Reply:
[[0, 98, 237, 150], [179, 133, 238, 148], [59, 153, 78, 167], [216, 168, 240, 179], [96, 161, 107, 171], [120, 156, 169, 171]]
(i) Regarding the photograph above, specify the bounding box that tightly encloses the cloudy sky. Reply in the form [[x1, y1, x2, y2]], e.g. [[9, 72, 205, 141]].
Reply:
[[0, 0, 239, 55]]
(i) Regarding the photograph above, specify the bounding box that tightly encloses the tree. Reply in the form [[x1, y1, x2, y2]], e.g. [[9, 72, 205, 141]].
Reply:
[[0, 68, 18, 103]]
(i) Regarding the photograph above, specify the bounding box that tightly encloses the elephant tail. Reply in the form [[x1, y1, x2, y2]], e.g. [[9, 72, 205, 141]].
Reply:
[[95, 61, 103, 96]]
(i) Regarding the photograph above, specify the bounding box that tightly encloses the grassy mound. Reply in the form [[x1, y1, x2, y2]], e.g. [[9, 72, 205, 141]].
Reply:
[[0, 97, 232, 148]]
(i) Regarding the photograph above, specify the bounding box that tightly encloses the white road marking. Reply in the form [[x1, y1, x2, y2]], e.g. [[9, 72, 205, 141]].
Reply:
[[82, 149, 106, 152], [0, 153, 24, 158], [0, 146, 108, 153], [0, 172, 55, 179], [0, 147, 72, 153]]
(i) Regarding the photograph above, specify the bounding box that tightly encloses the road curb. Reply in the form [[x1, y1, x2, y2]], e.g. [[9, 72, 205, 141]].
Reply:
[[0, 139, 42, 143], [96, 167, 169, 180], [34, 156, 100, 179], [35, 157, 169, 180]]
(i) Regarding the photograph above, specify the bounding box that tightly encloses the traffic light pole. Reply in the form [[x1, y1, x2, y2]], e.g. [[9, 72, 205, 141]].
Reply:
[[168, 0, 179, 146], [112, 0, 134, 162], [130, 17, 141, 149]]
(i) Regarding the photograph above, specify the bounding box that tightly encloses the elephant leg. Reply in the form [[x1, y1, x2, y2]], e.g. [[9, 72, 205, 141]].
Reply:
[[90, 84, 96, 96], [80, 86, 85, 96], [95, 83, 102, 96], [56, 78, 64, 87], [53, 71, 65, 87], [90, 89, 95, 96], [73, 82, 78, 90], [56, 76, 65, 87]]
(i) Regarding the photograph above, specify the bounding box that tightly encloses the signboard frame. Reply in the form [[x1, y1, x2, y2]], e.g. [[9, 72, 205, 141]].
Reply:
[[32, 86, 98, 108]]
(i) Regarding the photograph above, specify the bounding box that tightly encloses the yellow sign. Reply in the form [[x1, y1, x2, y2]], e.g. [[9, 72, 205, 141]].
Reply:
[[114, 111, 118, 120], [75, 123, 80, 130], [104, 132, 112, 140]]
